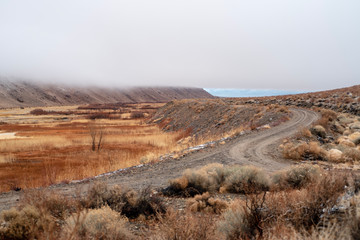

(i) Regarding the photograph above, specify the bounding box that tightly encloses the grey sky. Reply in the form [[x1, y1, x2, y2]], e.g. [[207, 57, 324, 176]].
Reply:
[[0, 0, 359, 91]]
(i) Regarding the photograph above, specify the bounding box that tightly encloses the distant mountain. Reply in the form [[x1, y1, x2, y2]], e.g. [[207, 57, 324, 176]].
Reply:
[[0, 78, 214, 108]]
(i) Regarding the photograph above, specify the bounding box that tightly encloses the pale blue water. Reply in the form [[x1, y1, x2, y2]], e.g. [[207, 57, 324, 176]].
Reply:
[[205, 88, 305, 98]]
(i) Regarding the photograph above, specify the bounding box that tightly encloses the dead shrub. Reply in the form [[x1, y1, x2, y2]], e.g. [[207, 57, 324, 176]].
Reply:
[[272, 164, 320, 190], [154, 209, 217, 240], [62, 206, 133, 240], [84, 182, 166, 219], [165, 164, 270, 196], [282, 141, 327, 161], [0, 205, 55, 240], [316, 109, 337, 130], [164, 163, 224, 197], [343, 148, 360, 162], [19, 190, 75, 221], [267, 172, 347, 231], [187, 192, 228, 214], [295, 127, 312, 139], [218, 192, 269, 240]]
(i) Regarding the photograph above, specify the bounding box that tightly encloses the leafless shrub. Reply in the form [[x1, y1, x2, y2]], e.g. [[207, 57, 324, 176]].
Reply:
[[218, 192, 269, 240], [186, 192, 228, 214], [343, 148, 360, 162], [153, 209, 217, 240], [89, 126, 104, 151], [267, 172, 347, 231]]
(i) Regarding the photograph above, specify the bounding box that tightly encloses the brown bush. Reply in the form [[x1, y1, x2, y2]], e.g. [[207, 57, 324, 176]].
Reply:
[[84, 182, 166, 219], [272, 164, 321, 190], [282, 141, 327, 161], [186, 192, 228, 214], [0, 205, 55, 240], [20, 190, 75, 221], [130, 111, 145, 119], [154, 209, 217, 240], [221, 165, 270, 194], [62, 206, 134, 240], [87, 112, 112, 120], [30, 108, 49, 115], [165, 163, 224, 197], [343, 148, 360, 162], [218, 192, 269, 240], [165, 164, 270, 196], [267, 172, 347, 230]]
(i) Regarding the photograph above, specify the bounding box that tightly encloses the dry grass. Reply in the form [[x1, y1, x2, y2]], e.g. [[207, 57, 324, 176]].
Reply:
[[153, 209, 217, 240], [0, 103, 191, 192]]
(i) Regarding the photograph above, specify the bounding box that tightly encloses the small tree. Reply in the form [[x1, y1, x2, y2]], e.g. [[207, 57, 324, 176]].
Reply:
[[89, 126, 104, 151]]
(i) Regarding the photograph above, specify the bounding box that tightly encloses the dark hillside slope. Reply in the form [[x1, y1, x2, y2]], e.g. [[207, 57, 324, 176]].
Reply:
[[0, 78, 213, 108]]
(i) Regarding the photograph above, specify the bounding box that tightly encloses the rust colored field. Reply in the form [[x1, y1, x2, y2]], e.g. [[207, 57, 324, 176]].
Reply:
[[0, 103, 185, 192]]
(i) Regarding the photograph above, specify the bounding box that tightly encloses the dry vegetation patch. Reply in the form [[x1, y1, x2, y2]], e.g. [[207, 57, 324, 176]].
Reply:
[[0, 103, 197, 192]]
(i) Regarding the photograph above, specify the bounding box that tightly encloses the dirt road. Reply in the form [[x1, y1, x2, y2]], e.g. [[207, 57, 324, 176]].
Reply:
[[0, 108, 319, 212]]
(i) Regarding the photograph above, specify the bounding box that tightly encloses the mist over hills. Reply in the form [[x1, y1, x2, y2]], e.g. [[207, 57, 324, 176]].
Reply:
[[0, 78, 213, 108]]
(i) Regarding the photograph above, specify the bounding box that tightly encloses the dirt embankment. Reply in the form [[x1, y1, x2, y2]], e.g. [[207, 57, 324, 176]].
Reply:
[[0, 108, 318, 213], [152, 99, 290, 140]]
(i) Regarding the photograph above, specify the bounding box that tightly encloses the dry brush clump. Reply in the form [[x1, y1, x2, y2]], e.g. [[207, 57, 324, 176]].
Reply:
[[281, 141, 328, 161], [153, 209, 217, 240], [62, 206, 134, 240], [164, 164, 271, 197], [217, 170, 349, 239], [272, 164, 321, 190], [186, 192, 228, 214], [84, 182, 166, 219]]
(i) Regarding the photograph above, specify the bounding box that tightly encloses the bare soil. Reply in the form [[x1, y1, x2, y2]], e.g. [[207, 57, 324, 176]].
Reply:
[[0, 108, 319, 213]]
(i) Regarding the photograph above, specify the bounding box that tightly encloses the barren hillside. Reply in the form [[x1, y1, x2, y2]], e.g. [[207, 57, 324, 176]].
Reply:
[[0, 78, 213, 108], [234, 84, 360, 115]]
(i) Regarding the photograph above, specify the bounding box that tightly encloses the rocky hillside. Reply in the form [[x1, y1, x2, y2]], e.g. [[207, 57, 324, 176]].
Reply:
[[0, 78, 213, 108], [235, 85, 360, 116]]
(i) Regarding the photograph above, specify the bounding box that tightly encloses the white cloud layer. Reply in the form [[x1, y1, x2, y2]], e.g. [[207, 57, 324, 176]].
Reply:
[[0, 0, 359, 90]]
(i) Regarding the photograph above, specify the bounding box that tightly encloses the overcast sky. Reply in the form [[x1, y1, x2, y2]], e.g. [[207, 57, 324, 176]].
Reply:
[[0, 0, 359, 91]]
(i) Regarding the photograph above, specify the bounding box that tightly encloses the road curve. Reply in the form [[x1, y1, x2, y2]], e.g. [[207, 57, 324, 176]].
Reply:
[[0, 108, 319, 212], [228, 108, 319, 171]]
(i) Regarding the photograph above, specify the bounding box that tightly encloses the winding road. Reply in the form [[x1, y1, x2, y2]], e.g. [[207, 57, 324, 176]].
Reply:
[[0, 108, 319, 212]]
